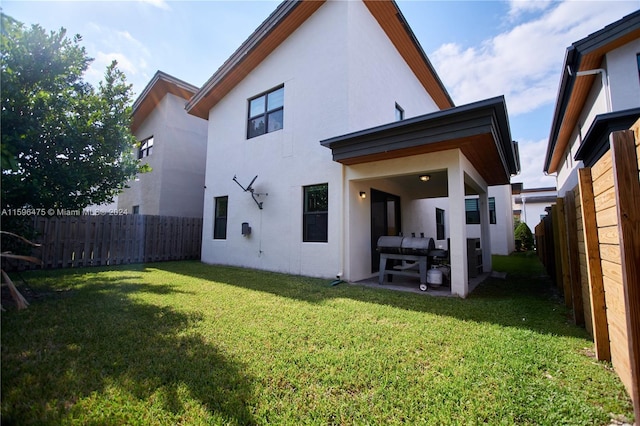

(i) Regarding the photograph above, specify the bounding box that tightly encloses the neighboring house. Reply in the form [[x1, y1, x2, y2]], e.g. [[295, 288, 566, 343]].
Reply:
[[511, 183, 557, 231], [188, 0, 519, 297], [541, 11, 640, 417], [544, 10, 640, 196], [118, 71, 208, 218]]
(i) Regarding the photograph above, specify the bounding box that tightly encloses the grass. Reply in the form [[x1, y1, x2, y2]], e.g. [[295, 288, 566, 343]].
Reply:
[[1, 253, 634, 425]]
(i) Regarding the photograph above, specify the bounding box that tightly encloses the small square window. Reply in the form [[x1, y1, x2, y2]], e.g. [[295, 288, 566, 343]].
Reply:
[[132, 205, 140, 215]]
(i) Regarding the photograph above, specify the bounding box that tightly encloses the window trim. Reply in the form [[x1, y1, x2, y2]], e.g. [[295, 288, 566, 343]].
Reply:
[[213, 196, 228, 240], [247, 85, 284, 139], [303, 183, 328, 243]]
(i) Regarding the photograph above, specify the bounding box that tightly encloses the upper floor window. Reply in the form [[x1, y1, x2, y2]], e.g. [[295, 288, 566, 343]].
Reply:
[[395, 103, 404, 121], [138, 136, 153, 159], [248, 86, 284, 139]]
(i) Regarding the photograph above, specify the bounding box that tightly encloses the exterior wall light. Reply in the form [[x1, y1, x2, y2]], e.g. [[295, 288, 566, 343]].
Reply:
[[359, 191, 367, 199], [419, 175, 430, 182]]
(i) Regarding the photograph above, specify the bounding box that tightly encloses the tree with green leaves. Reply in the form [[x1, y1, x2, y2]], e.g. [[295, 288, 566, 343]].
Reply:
[[1, 14, 146, 212], [514, 222, 534, 252]]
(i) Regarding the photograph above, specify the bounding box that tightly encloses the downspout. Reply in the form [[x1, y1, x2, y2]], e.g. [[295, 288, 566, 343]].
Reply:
[[337, 164, 346, 282], [568, 66, 612, 113]]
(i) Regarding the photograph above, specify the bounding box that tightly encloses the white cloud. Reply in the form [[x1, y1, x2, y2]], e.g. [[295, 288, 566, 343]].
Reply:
[[432, 1, 639, 115], [83, 26, 152, 94], [138, 0, 171, 11], [513, 138, 558, 189], [507, 0, 553, 20]]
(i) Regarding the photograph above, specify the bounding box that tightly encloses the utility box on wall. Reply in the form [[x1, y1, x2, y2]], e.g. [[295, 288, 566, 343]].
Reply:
[[241, 222, 251, 236]]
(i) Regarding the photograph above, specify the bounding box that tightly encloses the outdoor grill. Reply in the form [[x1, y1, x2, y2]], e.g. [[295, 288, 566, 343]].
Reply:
[[377, 236, 436, 291]]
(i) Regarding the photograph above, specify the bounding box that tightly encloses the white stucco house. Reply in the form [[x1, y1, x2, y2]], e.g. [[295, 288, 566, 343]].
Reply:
[[511, 184, 557, 232], [188, 0, 520, 297], [118, 71, 208, 218], [544, 10, 640, 196]]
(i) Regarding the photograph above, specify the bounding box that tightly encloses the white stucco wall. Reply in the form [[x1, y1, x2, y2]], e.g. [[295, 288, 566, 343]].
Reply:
[[118, 93, 208, 217], [607, 39, 640, 111], [201, 0, 440, 280]]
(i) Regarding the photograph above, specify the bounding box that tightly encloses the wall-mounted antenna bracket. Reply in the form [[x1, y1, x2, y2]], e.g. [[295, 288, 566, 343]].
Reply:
[[233, 175, 267, 210]]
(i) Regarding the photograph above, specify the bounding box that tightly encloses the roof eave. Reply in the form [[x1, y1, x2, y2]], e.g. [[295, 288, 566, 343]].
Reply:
[[321, 96, 519, 184], [131, 71, 199, 133], [574, 107, 640, 167], [544, 10, 640, 174]]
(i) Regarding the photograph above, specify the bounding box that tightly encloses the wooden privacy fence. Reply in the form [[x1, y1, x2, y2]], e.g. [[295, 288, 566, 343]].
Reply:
[[15, 215, 202, 270], [535, 120, 640, 419]]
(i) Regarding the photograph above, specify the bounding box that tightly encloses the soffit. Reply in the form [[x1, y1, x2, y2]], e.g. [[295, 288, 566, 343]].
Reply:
[[362, 0, 453, 110], [132, 73, 198, 133]]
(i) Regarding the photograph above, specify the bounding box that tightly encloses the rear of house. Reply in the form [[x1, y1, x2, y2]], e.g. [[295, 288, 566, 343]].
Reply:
[[190, 0, 519, 297]]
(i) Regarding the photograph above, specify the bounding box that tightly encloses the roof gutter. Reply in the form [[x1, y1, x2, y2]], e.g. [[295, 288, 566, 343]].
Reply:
[[543, 46, 578, 174]]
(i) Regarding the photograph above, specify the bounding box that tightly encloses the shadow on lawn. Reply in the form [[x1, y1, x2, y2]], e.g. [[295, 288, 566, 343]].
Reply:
[[1, 277, 255, 425], [154, 260, 584, 340]]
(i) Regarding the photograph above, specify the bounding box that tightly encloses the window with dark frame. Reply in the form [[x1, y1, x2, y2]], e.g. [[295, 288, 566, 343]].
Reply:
[[465, 199, 480, 224], [132, 205, 140, 215], [489, 197, 496, 224], [465, 197, 496, 225], [214, 196, 228, 240], [435, 208, 445, 240], [247, 86, 284, 139], [303, 184, 328, 243], [138, 136, 153, 159], [395, 103, 404, 121]]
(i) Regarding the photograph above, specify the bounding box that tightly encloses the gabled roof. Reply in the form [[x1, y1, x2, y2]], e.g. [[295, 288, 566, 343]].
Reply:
[[131, 71, 199, 133], [544, 10, 640, 174], [185, 0, 454, 120], [320, 96, 520, 186]]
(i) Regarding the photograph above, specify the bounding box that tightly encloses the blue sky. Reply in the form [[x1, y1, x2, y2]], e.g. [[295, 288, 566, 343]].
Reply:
[[4, 0, 639, 189]]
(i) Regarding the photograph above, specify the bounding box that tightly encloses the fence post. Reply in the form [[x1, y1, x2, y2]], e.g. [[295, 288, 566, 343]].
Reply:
[[611, 129, 640, 420], [578, 167, 610, 361], [564, 190, 584, 326]]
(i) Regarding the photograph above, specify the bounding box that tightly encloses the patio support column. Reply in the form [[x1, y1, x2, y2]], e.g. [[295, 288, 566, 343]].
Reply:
[[448, 155, 469, 297], [478, 191, 492, 273]]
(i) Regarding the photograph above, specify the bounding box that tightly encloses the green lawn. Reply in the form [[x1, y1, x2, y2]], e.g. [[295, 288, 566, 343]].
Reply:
[[1, 254, 634, 425]]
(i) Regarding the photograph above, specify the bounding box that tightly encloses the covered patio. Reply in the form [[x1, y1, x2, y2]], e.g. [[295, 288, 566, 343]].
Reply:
[[321, 96, 520, 297]]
